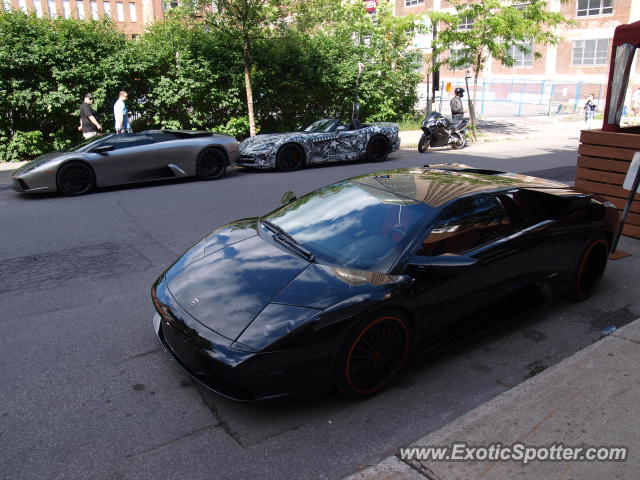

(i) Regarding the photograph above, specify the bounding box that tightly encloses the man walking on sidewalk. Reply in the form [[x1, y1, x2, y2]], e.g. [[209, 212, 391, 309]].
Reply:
[[113, 91, 131, 134], [78, 93, 102, 139]]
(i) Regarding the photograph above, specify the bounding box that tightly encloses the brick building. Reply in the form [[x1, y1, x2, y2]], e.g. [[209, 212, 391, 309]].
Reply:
[[2, 0, 164, 36], [396, 0, 640, 113]]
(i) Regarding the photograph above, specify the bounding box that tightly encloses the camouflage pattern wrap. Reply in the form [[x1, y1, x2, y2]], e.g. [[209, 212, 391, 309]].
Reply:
[[238, 122, 400, 169]]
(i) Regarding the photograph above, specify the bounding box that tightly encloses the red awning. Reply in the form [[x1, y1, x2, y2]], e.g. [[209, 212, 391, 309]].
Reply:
[[612, 20, 640, 47]]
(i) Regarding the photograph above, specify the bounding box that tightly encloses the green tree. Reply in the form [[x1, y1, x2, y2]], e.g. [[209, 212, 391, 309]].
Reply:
[[206, 0, 292, 137], [0, 10, 132, 159], [132, 11, 248, 136], [429, 0, 570, 136]]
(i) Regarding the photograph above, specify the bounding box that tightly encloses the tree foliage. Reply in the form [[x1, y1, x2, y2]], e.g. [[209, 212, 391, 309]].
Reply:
[[0, 4, 423, 161], [429, 0, 571, 133]]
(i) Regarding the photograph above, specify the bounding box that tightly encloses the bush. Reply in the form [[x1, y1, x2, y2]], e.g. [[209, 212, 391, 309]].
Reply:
[[0, 4, 423, 160]]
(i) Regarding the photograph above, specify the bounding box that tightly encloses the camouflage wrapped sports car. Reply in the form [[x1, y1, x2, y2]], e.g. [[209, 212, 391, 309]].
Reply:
[[237, 118, 400, 171]]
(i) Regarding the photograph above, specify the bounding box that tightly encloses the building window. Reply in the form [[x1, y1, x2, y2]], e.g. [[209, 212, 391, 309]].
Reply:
[[3, 0, 11, 11], [34, 0, 44, 16], [116, 1, 123, 20], [510, 43, 533, 67], [577, 0, 612, 16], [571, 39, 609, 66], [128, 1, 136, 21], [103, 1, 111, 17], [47, 0, 56, 16], [77, 0, 85, 19], [404, 0, 423, 6], [458, 16, 474, 30], [63, 0, 71, 18], [18, 0, 27, 12], [90, 0, 98, 19]]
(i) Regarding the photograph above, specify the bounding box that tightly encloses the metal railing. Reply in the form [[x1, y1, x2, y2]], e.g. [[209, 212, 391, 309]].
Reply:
[[418, 80, 606, 118]]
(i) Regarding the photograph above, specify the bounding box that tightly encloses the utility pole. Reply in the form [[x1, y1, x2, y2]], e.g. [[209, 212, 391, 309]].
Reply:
[[464, 69, 477, 141]]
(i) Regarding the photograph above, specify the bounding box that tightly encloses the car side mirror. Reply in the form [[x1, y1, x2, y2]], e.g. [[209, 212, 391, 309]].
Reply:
[[280, 190, 297, 205], [336, 126, 347, 132], [408, 254, 477, 273], [92, 144, 114, 154]]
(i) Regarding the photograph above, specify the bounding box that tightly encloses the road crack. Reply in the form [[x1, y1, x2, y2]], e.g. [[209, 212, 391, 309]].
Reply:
[[125, 424, 214, 459], [115, 199, 178, 257], [195, 384, 244, 448]]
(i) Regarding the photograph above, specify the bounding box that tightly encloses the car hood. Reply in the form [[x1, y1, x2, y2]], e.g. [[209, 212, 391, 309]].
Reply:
[[11, 151, 70, 176], [165, 233, 311, 340], [164, 219, 409, 341], [239, 133, 303, 152]]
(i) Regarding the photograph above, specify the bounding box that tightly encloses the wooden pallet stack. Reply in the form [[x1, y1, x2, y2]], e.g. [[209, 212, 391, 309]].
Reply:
[[576, 129, 640, 239]]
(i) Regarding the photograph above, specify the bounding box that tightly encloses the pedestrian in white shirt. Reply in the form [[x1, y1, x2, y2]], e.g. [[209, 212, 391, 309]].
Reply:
[[113, 91, 131, 134]]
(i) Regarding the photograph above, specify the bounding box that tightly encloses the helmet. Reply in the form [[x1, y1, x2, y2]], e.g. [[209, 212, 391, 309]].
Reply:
[[455, 87, 465, 96]]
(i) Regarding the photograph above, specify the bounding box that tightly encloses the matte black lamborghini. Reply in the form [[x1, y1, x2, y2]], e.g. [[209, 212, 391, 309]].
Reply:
[[151, 164, 619, 401]]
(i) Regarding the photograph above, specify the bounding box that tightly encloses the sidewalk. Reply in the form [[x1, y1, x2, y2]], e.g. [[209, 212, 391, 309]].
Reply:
[[0, 161, 26, 187], [399, 115, 598, 149], [344, 317, 640, 480]]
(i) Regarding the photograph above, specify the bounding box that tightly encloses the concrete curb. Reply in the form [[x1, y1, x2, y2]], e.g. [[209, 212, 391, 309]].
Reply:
[[344, 317, 640, 480]]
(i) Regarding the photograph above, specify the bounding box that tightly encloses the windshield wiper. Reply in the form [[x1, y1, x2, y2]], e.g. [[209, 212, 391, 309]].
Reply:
[[261, 220, 316, 263]]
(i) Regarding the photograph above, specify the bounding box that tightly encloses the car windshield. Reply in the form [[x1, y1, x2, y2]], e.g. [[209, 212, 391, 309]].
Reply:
[[65, 134, 112, 152], [303, 119, 340, 133], [264, 181, 433, 272]]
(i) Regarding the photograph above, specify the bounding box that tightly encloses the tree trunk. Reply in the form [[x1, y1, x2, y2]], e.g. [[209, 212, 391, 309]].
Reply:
[[243, 44, 257, 137]]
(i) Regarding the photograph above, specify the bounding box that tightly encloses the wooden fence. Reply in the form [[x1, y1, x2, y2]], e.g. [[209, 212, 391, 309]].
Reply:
[[576, 129, 640, 239]]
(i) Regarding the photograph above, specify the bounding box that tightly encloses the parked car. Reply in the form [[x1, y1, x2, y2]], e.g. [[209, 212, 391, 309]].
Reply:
[[151, 164, 619, 401], [11, 130, 239, 195], [237, 118, 400, 171]]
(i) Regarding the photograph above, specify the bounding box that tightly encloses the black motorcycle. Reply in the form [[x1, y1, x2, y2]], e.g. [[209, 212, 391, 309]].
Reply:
[[418, 111, 468, 153]]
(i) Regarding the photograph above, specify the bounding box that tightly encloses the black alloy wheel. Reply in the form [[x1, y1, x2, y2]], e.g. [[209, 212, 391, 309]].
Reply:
[[197, 148, 228, 180], [57, 161, 96, 196], [418, 133, 430, 153], [366, 136, 390, 162], [276, 144, 304, 171], [566, 234, 610, 300], [336, 313, 411, 397]]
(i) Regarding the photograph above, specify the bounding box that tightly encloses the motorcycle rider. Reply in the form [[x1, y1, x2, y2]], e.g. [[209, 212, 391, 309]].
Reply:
[[450, 87, 465, 120]]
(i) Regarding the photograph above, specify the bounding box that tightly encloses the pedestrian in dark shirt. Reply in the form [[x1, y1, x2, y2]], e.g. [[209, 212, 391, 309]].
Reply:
[[78, 93, 102, 139], [450, 88, 465, 119]]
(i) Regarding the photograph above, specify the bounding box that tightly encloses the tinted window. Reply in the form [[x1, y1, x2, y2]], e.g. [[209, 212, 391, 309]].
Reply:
[[417, 196, 515, 256], [106, 134, 154, 151], [264, 181, 433, 272], [149, 132, 180, 143], [68, 133, 111, 152]]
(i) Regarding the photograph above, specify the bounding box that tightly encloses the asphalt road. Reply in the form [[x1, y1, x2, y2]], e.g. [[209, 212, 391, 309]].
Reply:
[[1, 135, 639, 480]]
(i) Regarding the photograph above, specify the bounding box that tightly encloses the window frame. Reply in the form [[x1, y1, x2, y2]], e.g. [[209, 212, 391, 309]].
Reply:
[[404, 0, 424, 7], [576, 0, 613, 17], [457, 15, 474, 31], [509, 42, 534, 68], [571, 38, 610, 66]]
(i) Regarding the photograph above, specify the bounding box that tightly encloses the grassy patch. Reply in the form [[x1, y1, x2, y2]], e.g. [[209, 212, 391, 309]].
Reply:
[[398, 114, 423, 131]]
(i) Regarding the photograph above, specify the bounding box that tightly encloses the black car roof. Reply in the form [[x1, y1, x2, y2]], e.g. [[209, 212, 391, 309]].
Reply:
[[351, 164, 569, 208]]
